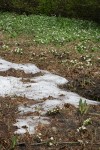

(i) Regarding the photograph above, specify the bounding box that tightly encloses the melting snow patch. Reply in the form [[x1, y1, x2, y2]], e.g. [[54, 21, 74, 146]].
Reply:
[[0, 58, 40, 74], [0, 57, 99, 134], [32, 73, 68, 85], [14, 116, 49, 134], [0, 76, 67, 99]]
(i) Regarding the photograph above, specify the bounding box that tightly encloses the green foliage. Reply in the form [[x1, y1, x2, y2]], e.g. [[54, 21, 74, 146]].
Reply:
[[0, 12, 100, 45], [79, 99, 89, 115], [0, 0, 100, 22], [83, 118, 92, 126], [77, 118, 92, 133], [0, 145, 2, 149], [73, 0, 100, 22], [75, 42, 87, 54], [10, 135, 17, 150]]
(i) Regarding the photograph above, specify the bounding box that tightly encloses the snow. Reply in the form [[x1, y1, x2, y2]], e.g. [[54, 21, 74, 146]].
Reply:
[[0, 57, 99, 134], [32, 73, 68, 85], [0, 58, 40, 74], [14, 116, 49, 134]]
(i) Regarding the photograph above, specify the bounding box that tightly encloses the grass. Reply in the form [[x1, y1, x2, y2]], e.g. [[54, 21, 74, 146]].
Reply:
[[0, 12, 100, 45]]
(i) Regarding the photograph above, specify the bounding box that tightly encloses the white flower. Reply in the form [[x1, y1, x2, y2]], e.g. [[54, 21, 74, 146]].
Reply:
[[38, 133, 42, 136], [81, 125, 86, 130], [50, 137, 54, 140], [49, 142, 53, 146], [78, 140, 83, 144]]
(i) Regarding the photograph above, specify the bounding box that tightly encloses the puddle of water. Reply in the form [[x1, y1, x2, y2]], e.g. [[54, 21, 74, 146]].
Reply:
[[0, 58, 99, 134]]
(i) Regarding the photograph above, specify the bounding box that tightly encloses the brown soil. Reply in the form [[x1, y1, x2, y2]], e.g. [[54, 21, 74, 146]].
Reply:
[[0, 33, 100, 150]]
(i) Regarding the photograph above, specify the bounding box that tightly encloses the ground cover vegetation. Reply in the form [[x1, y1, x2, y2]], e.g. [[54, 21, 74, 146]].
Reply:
[[0, 0, 100, 23], [0, 12, 100, 150]]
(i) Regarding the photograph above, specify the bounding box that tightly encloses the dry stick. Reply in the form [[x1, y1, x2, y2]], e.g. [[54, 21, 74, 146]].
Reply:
[[31, 142, 47, 146], [89, 112, 100, 116], [30, 111, 100, 147], [56, 142, 81, 146], [31, 141, 81, 146], [57, 142, 100, 146], [31, 141, 100, 146]]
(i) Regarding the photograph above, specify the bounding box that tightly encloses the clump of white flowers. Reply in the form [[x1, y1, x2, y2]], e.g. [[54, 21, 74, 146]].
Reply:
[[14, 47, 23, 54], [2, 44, 9, 50], [48, 137, 54, 146], [77, 125, 87, 132], [34, 132, 43, 143], [47, 107, 60, 115], [77, 118, 92, 133]]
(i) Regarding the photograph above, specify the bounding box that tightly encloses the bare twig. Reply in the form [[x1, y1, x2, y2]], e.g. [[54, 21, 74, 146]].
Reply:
[[31, 142, 47, 146], [56, 141, 81, 145], [31, 141, 81, 146], [89, 112, 100, 116]]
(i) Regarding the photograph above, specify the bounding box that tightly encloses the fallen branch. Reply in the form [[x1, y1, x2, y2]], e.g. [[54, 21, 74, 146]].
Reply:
[[31, 141, 100, 146], [31, 141, 81, 146], [31, 142, 47, 146], [56, 141, 81, 145], [89, 112, 100, 116]]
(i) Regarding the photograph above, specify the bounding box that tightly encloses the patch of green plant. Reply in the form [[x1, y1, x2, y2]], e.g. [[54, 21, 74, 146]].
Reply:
[[10, 135, 17, 150], [83, 118, 92, 126], [78, 99, 89, 115], [0, 12, 100, 45], [0, 144, 2, 149], [75, 42, 87, 53], [0, 0, 100, 23], [91, 46, 100, 52], [77, 118, 92, 133]]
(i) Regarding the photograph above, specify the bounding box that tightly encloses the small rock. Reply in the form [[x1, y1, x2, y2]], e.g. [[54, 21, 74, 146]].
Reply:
[[52, 127, 57, 133]]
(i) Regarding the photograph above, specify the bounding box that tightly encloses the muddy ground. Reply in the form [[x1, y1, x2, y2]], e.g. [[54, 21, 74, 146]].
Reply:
[[0, 34, 100, 150]]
